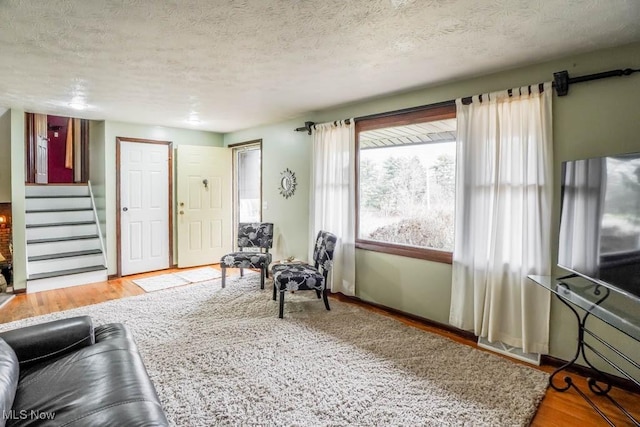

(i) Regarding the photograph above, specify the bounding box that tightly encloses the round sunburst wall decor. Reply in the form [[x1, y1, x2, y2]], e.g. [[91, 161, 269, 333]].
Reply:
[[278, 168, 297, 199]]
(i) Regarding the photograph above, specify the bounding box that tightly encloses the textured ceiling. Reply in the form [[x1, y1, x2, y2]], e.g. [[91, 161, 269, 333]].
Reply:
[[0, 0, 639, 133]]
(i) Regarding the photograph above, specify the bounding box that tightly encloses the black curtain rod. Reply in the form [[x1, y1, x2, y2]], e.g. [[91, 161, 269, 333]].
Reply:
[[294, 67, 639, 134]]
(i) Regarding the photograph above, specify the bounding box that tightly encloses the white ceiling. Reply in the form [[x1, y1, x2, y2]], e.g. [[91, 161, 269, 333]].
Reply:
[[1, 0, 639, 133]]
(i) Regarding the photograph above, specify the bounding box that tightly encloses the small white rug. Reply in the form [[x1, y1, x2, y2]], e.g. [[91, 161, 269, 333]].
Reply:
[[173, 267, 221, 283], [132, 267, 222, 292]]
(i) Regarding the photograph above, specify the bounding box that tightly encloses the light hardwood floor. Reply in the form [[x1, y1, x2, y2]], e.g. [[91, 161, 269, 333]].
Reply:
[[0, 266, 637, 426]]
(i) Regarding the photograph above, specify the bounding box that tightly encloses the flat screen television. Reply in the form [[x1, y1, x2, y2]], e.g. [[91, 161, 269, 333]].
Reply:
[[558, 151, 640, 301]]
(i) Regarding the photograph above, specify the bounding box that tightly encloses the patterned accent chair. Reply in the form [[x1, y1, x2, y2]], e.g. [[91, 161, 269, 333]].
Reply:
[[271, 230, 337, 318], [220, 222, 274, 289]]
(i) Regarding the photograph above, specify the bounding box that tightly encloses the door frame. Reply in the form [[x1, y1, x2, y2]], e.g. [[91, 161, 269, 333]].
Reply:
[[25, 113, 90, 183], [116, 137, 173, 277]]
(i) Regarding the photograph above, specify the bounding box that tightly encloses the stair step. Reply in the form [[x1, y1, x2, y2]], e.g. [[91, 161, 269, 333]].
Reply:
[[26, 196, 92, 211], [26, 222, 98, 241], [29, 249, 103, 262], [26, 221, 95, 228], [28, 265, 106, 281], [28, 235, 99, 244], [25, 185, 89, 198], [26, 195, 90, 199], [26, 208, 93, 213], [26, 210, 94, 225]]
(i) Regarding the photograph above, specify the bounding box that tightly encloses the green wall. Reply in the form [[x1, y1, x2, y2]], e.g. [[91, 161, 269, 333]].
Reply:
[[0, 109, 10, 202], [224, 119, 311, 262], [9, 109, 25, 290], [224, 42, 640, 364], [89, 121, 107, 244], [3, 42, 638, 368]]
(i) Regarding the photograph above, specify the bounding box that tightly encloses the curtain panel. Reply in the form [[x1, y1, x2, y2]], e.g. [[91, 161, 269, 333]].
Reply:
[[449, 83, 553, 354], [309, 120, 356, 296]]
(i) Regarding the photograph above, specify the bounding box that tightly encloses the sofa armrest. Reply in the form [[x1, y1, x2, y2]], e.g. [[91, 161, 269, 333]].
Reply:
[[0, 316, 95, 366]]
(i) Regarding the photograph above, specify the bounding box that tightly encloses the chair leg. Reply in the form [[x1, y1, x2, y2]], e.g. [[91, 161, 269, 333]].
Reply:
[[272, 281, 277, 301], [266, 267, 269, 279], [323, 289, 331, 311], [240, 268, 244, 277], [315, 289, 321, 299], [260, 268, 265, 290], [221, 266, 226, 288], [279, 291, 285, 318]]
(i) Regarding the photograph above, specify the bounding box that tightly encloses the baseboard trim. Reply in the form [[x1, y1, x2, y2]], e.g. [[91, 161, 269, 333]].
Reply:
[[333, 292, 638, 394], [331, 292, 477, 342], [12, 288, 26, 294]]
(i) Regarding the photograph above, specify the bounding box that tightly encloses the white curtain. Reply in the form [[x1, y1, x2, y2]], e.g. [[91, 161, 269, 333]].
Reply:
[[449, 83, 553, 354], [309, 120, 356, 296]]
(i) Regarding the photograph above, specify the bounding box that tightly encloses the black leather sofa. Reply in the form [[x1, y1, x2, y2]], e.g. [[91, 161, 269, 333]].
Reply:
[[0, 316, 168, 426]]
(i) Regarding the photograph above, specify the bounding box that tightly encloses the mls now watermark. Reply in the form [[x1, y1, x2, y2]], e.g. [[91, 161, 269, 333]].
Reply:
[[3, 410, 56, 421]]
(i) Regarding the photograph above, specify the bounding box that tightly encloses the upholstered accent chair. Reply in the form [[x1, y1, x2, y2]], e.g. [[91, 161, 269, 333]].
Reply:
[[271, 230, 337, 318], [220, 222, 274, 289]]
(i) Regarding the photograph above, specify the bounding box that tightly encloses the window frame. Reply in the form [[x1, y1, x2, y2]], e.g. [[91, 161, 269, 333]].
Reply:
[[355, 103, 456, 264], [230, 139, 263, 232]]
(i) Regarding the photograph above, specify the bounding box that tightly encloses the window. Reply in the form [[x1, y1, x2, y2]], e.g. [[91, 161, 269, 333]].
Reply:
[[356, 104, 456, 263], [232, 141, 262, 225]]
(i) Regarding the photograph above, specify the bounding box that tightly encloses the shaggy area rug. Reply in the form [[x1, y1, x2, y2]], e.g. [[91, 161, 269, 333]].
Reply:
[[132, 267, 221, 292], [0, 274, 548, 426]]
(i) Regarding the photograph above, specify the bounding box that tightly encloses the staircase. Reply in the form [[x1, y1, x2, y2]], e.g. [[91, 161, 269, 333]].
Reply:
[[25, 184, 108, 293]]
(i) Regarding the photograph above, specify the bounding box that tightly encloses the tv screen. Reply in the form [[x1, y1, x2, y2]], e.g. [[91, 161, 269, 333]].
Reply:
[[558, 152, 640, 301]]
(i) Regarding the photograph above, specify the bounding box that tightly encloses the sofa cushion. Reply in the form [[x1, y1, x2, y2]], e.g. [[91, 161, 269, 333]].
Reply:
[[0, 339, 18, 427], [10, 323, 167, 427]]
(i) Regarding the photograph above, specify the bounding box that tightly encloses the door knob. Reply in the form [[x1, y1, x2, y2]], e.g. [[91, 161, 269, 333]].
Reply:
[[179, 210, 184, 215], [122, 207, 128, 212]]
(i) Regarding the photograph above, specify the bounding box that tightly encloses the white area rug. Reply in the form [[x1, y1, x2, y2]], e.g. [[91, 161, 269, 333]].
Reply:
[[132, 267, 222, 292], [0, 275, 548, 426]]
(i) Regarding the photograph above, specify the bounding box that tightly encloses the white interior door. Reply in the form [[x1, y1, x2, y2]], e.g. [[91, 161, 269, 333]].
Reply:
[[34, 113, 48, 184], [120, 141, 170, 275], [177, 145, 232, 268]]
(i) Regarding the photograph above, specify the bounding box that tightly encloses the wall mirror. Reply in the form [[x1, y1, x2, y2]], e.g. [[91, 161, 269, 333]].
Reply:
[[279, 168, 297, 199]]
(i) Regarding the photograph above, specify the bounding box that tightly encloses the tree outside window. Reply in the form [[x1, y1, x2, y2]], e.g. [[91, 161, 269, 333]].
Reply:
[[356, 105, 456, 262]]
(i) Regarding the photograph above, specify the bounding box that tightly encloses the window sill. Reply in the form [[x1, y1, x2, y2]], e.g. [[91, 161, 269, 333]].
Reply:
[[355, 240, 452, 264]]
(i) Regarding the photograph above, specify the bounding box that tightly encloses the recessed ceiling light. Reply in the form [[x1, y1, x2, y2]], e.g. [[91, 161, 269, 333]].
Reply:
[[69, 97, 88, 110], [187, 113, 201, 125]]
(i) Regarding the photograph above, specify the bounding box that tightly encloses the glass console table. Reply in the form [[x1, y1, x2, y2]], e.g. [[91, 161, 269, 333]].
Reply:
[[528, 274, 640, 426]]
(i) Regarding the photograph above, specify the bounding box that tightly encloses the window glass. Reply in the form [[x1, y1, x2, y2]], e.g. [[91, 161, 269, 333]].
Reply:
[[357, 106, 456, 259], [235, 146, 261, 223]]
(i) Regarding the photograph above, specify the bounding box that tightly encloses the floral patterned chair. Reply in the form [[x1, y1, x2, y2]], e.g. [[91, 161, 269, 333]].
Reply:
[[271, 230, 336, 318], [220, 222, 274, 289]]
